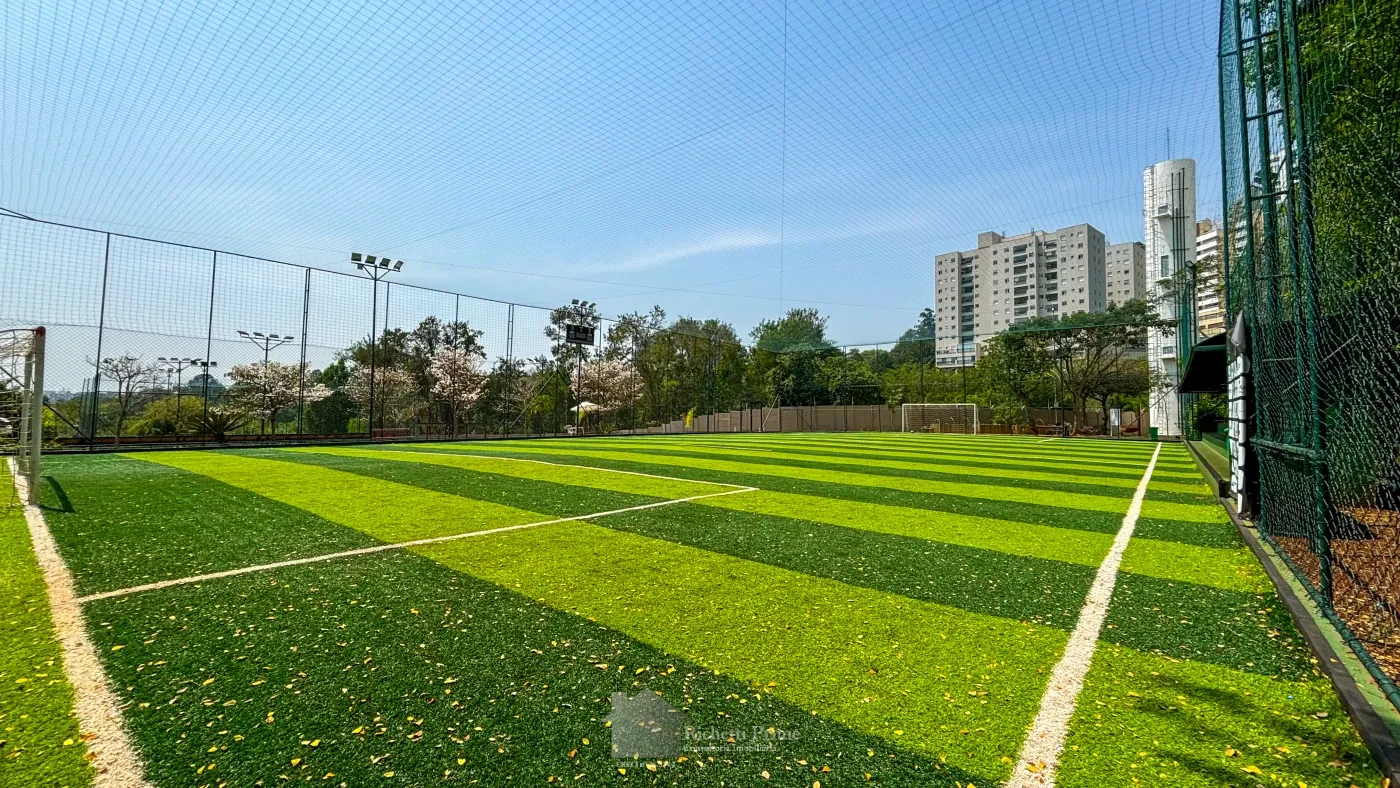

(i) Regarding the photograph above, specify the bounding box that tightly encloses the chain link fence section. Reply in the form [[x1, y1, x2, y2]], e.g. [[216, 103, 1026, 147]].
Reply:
[[1221, 0, 1400, 704]]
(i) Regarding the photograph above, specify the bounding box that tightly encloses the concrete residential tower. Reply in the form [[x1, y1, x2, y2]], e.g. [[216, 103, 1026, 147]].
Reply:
[[1105, 242, 1148, 306], [934, 224, 1107, 367], [1195, 219, 1225, 337], [1144, 158, 1197, 436]]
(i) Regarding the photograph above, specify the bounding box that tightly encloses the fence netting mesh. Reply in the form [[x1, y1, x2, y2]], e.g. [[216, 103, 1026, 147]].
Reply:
[[1221, 0, 1400, 698]]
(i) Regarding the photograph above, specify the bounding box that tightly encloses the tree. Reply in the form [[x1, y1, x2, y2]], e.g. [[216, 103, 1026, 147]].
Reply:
[[578, 358, 643, 413], [749, 308, 836, 406], [430, 347, 486, 435], [97, 355, 156, 444], [345, 366, 416, 428], [1029, 300, 1170, 429], [889, 308, 937, 367], [817, 354, 882, 405], [979, 329, 1055, 424], [227, 361, 330, 435]]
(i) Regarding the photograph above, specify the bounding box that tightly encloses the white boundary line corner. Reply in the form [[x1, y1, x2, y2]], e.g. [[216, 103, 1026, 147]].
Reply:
[[1006, 442, 1161, 788], [77, 485, 758, 605], [9, 458, 153, 788]]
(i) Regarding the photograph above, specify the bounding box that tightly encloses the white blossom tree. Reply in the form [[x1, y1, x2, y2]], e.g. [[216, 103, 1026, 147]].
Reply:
[[429, 347, 485, 436], [227, 361, 330, 435], [578, 358, 643, 413], [345, 365, 416, 429]]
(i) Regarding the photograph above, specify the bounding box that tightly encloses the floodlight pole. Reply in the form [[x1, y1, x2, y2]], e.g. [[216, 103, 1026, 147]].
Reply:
[[570, 298, 594, 435], [237, 332, 294, 435], [352, 253, 404, 440], [157, 357, 204, 435], [198, 360, 218, 422]]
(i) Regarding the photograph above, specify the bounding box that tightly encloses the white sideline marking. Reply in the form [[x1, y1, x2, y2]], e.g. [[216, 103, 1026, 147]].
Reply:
[[1006, 442, 1161, 788], [10, 460, 153, 788], [77, 485, 758, 604], [380, 448, 755, 486]]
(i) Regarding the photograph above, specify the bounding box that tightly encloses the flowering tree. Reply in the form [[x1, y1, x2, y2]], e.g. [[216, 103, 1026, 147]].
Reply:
[[227, 361, 330, 435], [429, 347, 485, 435], [345, 365, 416, 428], [578, 358, 643, 412]]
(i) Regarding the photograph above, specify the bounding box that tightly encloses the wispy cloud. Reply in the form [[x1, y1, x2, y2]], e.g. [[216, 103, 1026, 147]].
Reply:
[[580, 208, 933, 274], [582, 230, 780, 273]]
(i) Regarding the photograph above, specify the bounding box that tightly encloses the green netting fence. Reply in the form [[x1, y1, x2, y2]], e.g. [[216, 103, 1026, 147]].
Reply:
[[1220, 0, 1400, 705]]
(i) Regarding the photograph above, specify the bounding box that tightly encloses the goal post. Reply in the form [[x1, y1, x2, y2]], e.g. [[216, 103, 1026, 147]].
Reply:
[[901, 403, 978, 434], [1, 327, 45, 504]]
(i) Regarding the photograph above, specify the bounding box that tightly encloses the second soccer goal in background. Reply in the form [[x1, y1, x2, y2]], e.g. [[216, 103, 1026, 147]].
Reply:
[[901, 403, 978, 434]]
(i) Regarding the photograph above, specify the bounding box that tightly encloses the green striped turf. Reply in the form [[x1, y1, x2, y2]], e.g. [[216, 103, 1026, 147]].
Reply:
[[86, 548, 975, 786], [597, 435, 1176, 479], [304, 446, 1257, 593], [257, 447, 1275, 674], [381, 443, 1134, 533], [528, 442, 1210, 503], [86, 450, 1068, 780], [404, 443, 1139, 514], [1056, 449, 1380, 786], [40, 455, 380, 597], [419, 520, 1066, 780], [384, 443, 1233, 548]]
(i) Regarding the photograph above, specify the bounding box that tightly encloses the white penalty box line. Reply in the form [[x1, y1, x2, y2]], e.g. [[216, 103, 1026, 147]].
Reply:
[[77, 485, 758, 605]]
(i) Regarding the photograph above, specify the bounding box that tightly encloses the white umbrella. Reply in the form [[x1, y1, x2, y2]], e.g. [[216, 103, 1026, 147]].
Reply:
[[570, 401, 601, 414]]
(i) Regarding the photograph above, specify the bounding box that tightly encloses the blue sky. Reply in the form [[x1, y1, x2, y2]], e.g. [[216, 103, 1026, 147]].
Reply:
[[2, 0, 1221, 384]]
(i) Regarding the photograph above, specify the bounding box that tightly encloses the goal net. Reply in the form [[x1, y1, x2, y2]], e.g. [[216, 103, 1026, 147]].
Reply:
[[1, 327, 45, 503], [901, 403, 978, 434]]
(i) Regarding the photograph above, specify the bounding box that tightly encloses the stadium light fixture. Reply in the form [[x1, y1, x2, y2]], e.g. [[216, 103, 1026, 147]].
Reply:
[[350, 252, 406, 439], [155, 357, 205, 435]]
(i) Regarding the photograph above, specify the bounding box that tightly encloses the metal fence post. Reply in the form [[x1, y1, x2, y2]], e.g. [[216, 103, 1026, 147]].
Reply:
[[203, 251, 217, 423], [297, 267, 310, 436], [87, 233, 112, 449]]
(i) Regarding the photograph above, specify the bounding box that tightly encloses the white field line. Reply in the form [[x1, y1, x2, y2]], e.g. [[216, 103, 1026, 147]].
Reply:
[[374, 448, 755, 486], [77, 485, 758, 604], [9, 459, 153, 788], [1006, 442, 1161, 788]]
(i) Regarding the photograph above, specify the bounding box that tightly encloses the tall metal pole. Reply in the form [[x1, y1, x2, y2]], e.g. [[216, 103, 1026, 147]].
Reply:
[[88, 233, 111, 449], [368, 278, 378, 440], [298, 268, 310, 436], [204, 251, 217, 422]]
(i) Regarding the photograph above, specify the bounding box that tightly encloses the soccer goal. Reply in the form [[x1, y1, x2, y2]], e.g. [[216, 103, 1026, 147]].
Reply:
[[1, 327, 45, 503], [901, 403, 978, 434]]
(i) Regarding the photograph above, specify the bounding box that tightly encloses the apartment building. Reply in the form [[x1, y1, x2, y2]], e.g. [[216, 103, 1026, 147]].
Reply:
[[1195, 219, 1225, 337], [933, 224, 1107, 368], [1105, 242, 1147, 305]]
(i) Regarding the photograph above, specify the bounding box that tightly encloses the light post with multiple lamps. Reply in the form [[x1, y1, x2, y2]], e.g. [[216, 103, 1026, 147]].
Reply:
[[155, 356, 205, 434], [196, 360, 219, 421], [568, 299, 596, 435], [236, 331, 294, 435], [351, 253, 403, 438]]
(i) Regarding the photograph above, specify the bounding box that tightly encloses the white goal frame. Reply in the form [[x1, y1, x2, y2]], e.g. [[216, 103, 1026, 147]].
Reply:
[[901, 403, 979, 434], [1, 326, 45, 503]]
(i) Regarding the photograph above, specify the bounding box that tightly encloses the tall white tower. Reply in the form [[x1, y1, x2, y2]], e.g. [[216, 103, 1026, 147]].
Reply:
[[1144, 159, 1196, 437]]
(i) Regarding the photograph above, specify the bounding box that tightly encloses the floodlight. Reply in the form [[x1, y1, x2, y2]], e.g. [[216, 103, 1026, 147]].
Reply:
[[351, 252, 362, 263], [237, 330, 250, 337], [571, 299, 580, 305], [392, 260, 403, 271], [379, 258, 390, 268], [366, 255, 378, 266]]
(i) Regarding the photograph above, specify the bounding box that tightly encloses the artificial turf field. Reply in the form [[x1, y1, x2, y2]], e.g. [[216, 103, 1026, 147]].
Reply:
[[19, 433, 1383, 786]]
